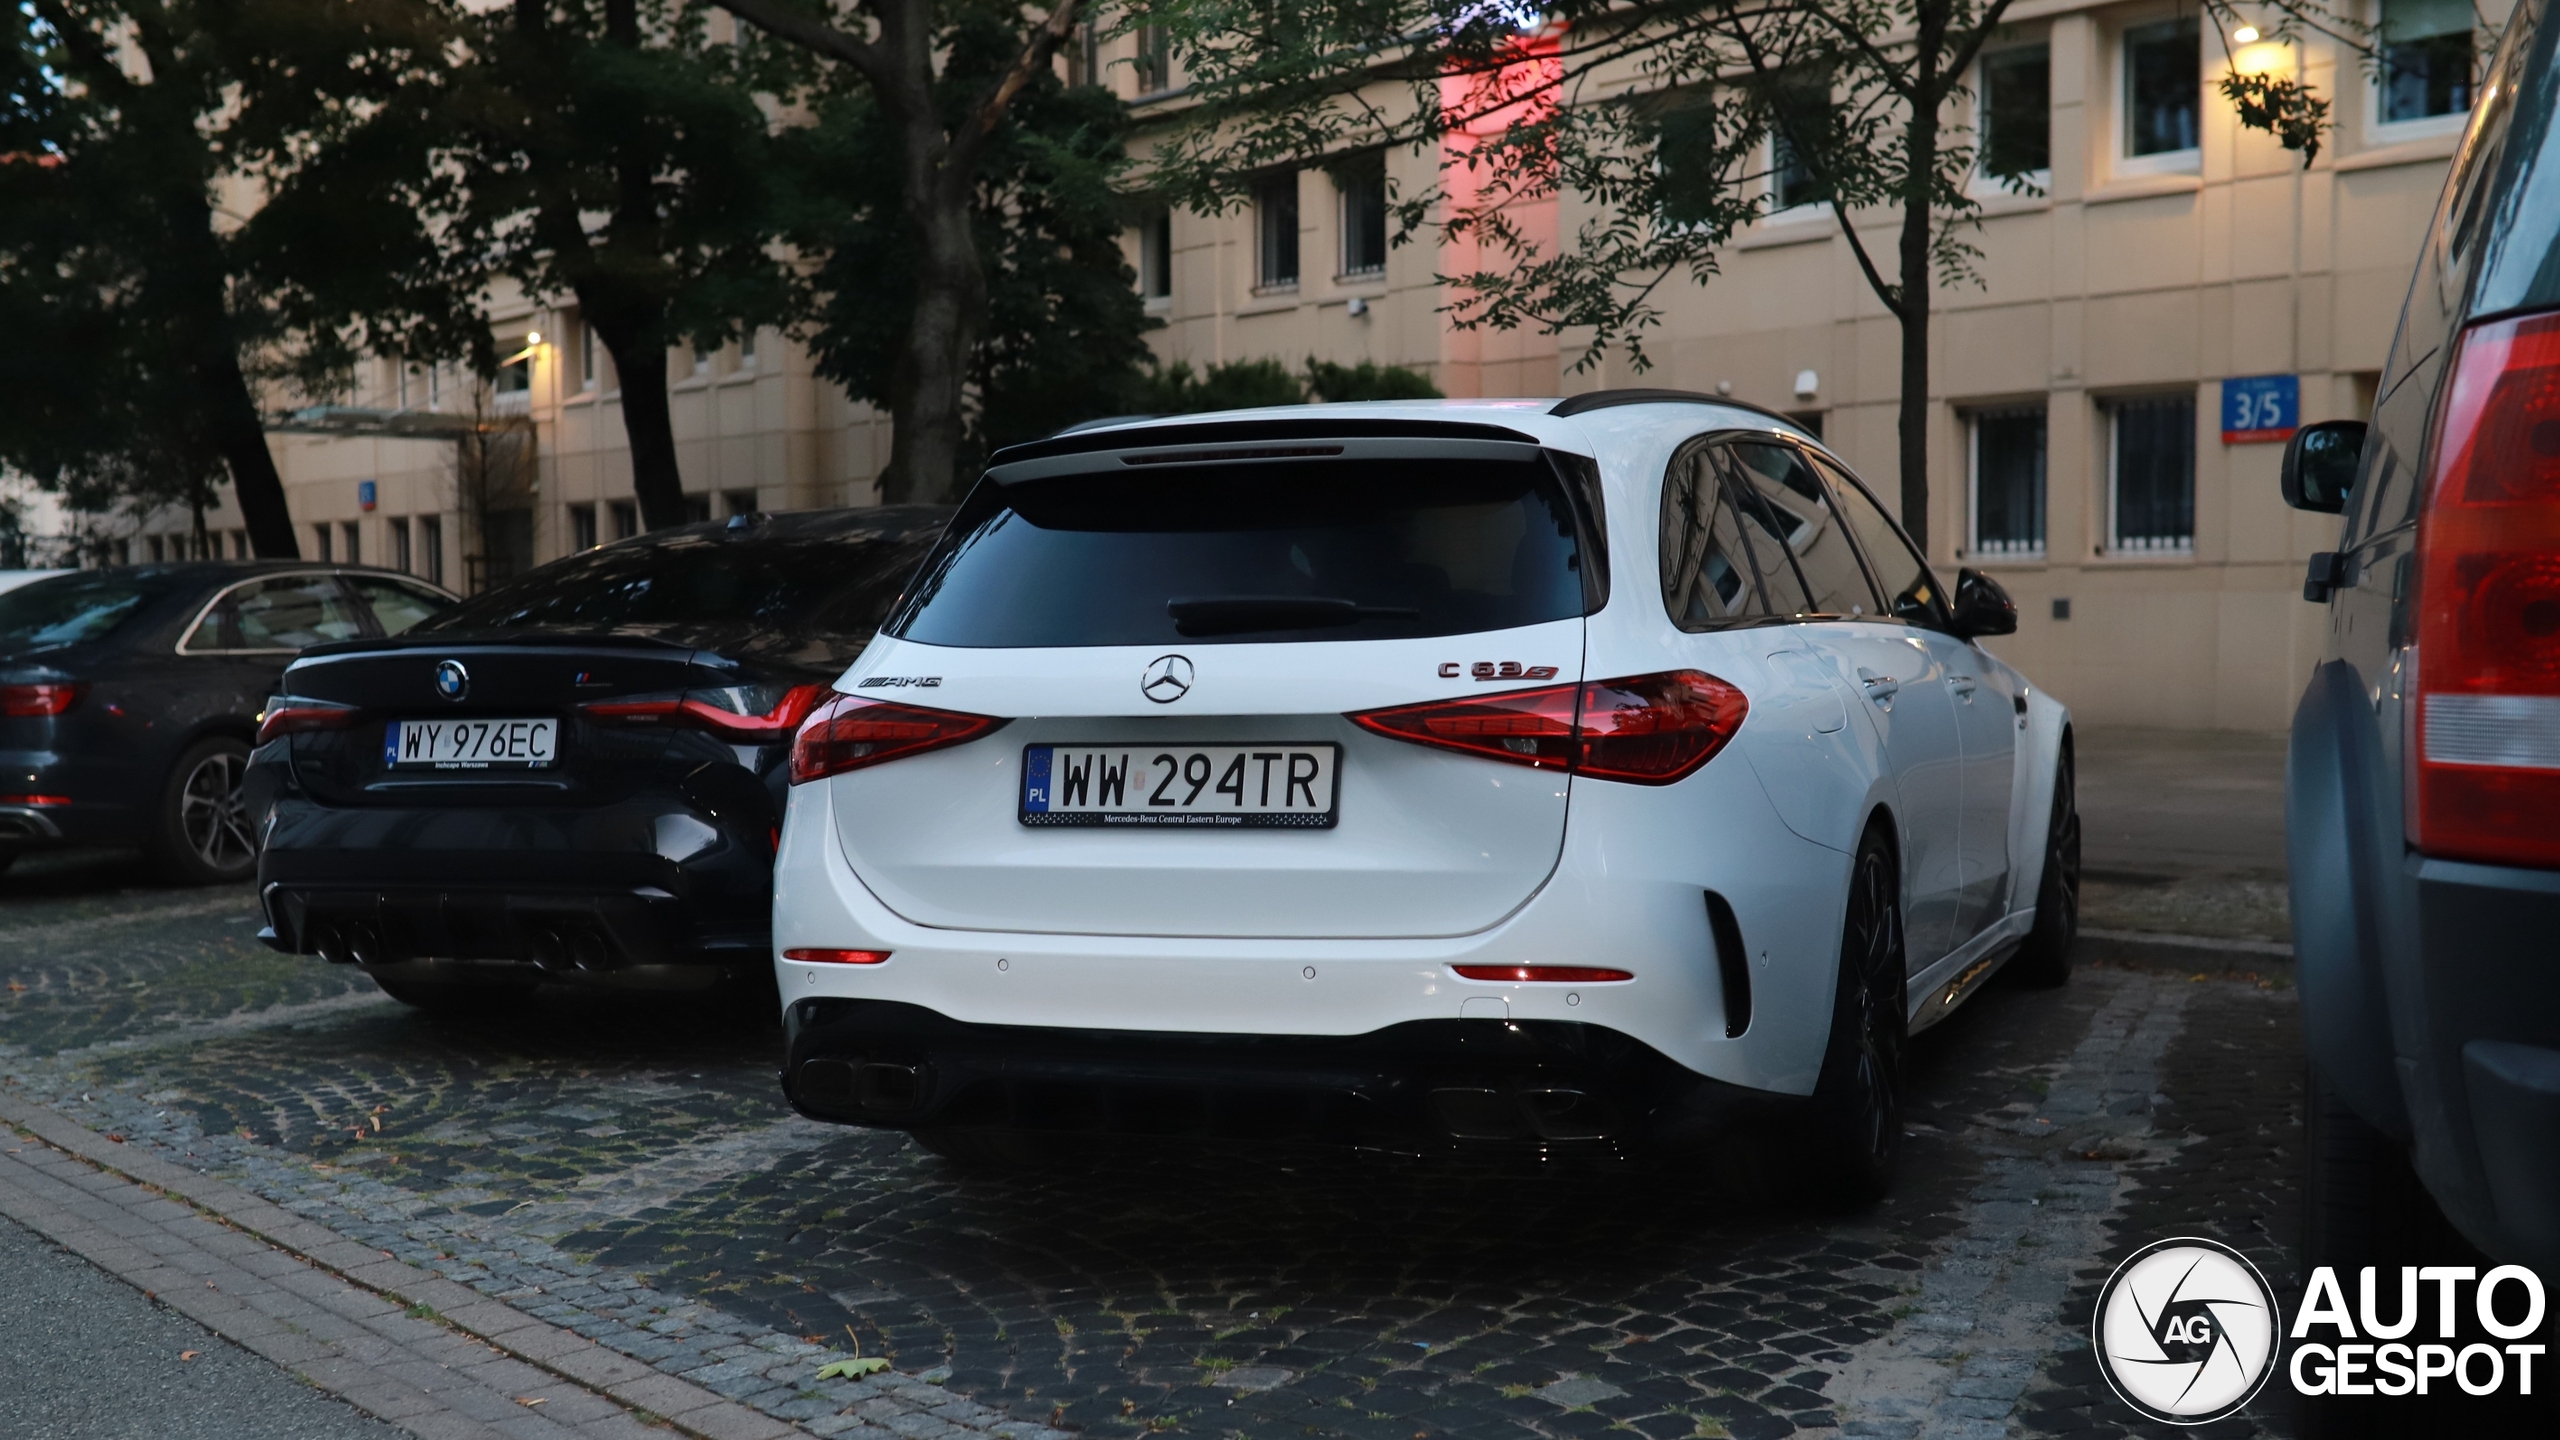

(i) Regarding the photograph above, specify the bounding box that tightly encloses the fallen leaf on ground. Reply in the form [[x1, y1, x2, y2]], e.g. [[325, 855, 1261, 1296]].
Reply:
[[515, 1396, 546, 1407], [816, 1358, 890, 1381], [180, 1351, 198, 1361]]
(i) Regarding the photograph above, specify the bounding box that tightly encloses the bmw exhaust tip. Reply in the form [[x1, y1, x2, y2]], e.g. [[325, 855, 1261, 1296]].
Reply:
[[313, 924, 355, 966]]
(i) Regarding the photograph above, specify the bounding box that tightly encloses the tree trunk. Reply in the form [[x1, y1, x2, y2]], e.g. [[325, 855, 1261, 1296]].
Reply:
[[588, 311, 688, 529], [882, 196, 985, 505], [1895, 48, 1943, 556]]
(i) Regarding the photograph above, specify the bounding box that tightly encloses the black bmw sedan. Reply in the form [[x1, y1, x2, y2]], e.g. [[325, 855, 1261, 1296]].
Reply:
[[0, 564, 455, 883], [247, 507, 949, 1009]]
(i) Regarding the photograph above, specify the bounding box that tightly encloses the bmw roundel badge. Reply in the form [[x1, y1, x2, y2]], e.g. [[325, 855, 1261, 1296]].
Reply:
[[434, 659, 470, 702]]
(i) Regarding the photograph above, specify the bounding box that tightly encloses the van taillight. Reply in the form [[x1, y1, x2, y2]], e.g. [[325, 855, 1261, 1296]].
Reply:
[[1350, 670, 1748, 785], [789, 693, 1005, 784], [2414, 309, 2560, 868]]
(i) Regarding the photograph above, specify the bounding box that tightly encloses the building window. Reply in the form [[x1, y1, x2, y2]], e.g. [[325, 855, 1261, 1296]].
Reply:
[[1066, 21, 1099, 87], [420, 515, 444, 585], [1768, 73, 1830, 211], [1140, 209, 1173, 300], [724, 490, 757, 518], [2124, 18, 2201, 159], [693, 342, 714, 377], [738, 327, 758, 368], [610, 501, 639, 540], [1969, 406, 2047, 558], [2109, 395, 2196, 554], [1256, 172, 1300, 288], [390, 518, 412, 573], [1338, 155, 1387, 277], [579, 320, 598, 391], [2378, 0, 2475, 125], [569, 504, 598, 551], [231, 530, 248, 559], [496, 357, 530, 395], [1979, 45, 2051, 182], [341, 522, 361, 566], [1134, 24, 1171, 94], [313, 524, 332, 563], [685, 494, 713, 524], [1786, 410, 1826, 441], [147, 535, 165, 564]]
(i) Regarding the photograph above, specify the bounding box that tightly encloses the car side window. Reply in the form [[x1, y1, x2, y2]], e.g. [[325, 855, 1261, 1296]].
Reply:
[[1660, 444, 1787, 627], [183, 575, 366, 653], [1723, 442, 1877, 617], [1811, 455, 1953, 628], [346, 576, 449, 637]]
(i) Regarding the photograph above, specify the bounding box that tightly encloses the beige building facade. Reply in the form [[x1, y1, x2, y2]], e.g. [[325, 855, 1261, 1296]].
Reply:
[[137, 1, 2481, 732]]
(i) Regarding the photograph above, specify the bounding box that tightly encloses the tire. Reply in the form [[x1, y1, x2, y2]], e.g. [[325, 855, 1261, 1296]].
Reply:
[[2298, 1069, 2430, 1440], [2003, 740, 2080, 988], [368, 969, 540, 1012], [1802, 825, 1909, 1204], [152, 736, 259, 885]]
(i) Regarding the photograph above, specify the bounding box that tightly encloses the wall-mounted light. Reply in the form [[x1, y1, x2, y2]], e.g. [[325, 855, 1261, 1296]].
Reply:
[[2232, 24, 2260, 43], [1794, 369, 1820, 400], [526, 330, 544, 347]]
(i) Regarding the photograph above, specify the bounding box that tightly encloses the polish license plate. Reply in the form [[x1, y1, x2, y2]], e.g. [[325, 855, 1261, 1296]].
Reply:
[[384, 718, 559, 770], [1021, 744, 1339, 828]]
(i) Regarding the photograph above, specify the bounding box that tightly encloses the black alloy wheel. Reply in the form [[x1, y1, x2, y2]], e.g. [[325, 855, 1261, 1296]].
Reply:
[[2005, 741, 2081, 988], [1805, 825, 1908, 1203], [155, 736, 258, 884]]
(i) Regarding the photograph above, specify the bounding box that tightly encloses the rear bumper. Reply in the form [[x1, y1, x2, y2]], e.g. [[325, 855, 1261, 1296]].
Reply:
[[781, 998, 1793, 1153], [2408, 855, 2560, 1268], [257, 794, 773, 973], [0, 746, 143, 850]]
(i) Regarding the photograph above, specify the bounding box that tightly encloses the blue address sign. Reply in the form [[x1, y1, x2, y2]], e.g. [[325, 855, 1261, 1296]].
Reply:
[[2222, 374, 2299, 444]]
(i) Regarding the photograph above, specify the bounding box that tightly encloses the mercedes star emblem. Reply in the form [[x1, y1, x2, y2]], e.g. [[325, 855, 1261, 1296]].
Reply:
[[1141, 654, 1195, 704], [434, 659, 470, 702]]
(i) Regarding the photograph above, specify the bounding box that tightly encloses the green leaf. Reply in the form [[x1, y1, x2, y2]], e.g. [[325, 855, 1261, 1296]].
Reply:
[[816, 1358, 890, 1381]]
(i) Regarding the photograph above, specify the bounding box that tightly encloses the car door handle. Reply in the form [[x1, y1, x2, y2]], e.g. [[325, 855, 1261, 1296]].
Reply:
[[1856, 667, 1900, 702], [1946, 675, 1978, 700]]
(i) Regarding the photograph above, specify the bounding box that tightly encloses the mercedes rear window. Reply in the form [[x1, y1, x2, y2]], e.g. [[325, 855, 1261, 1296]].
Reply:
[[417, 532, 935, 637], [886, 457, 1592, 648], [0, 573, 165, 652]]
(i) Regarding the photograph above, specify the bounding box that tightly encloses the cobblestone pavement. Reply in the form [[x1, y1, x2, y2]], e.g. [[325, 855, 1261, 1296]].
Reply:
[[0, 853, 2316, 1440]]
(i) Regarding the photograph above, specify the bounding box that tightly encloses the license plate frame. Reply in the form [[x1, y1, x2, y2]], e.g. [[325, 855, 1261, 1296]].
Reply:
[[383, 717, 560, 771], [1020, 743, 1340, 828]]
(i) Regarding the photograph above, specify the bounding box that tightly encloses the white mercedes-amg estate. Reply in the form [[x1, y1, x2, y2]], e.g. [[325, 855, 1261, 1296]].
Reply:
[[771, 393, 2077, 1196]]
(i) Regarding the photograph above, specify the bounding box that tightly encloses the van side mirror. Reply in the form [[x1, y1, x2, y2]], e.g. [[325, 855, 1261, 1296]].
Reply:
[[1950, 567, 2017, 640], [2282, 419, 2365, 513]]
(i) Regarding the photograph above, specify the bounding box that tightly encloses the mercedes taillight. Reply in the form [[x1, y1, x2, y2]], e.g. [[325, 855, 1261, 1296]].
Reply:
[[1350, 670, 1749, 785], [789, 693, 1006, 784], [2413, 309, 2560, 868]]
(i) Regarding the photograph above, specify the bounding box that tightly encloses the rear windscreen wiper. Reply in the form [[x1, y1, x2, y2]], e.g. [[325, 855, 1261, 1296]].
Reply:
[[1166, 596, 1421, 637]]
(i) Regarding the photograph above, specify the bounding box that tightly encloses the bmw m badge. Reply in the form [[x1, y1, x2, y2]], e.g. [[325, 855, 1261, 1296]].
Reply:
[[434, 659, 470, 702]]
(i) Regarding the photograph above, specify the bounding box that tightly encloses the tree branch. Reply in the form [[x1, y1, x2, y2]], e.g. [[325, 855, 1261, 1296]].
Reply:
[[947, 0, 1086, 184], [1829, 192, 1904, 321], [712, 0, 886, 90]]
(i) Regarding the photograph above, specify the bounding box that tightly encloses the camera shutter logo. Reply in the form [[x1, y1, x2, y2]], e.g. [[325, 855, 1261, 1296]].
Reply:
[[434, 659, 470, 702], [2093, 1237, 2281, 1424]]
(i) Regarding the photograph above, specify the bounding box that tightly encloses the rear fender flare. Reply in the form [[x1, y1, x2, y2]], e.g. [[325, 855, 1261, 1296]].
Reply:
[[2290, 659, 2410, 1140]]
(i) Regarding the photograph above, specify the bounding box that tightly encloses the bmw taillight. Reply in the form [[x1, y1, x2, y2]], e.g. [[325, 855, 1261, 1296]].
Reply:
[[789, 692, 1005, 784], [1, 683, 83, 718], [255, 698, 357, 743], [2413, 309, 2560, 868], [583, 682, 831, 744], [1350, 670, 1749, 785]]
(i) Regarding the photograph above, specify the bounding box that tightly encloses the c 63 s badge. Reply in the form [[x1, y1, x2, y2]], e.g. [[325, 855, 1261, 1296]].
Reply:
[[1440, 662, 1561, 682]]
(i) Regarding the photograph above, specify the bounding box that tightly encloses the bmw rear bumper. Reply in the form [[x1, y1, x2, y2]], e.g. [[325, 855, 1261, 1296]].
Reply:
[[781, 998, 1794, 1153], [256, 795, 773, 979]]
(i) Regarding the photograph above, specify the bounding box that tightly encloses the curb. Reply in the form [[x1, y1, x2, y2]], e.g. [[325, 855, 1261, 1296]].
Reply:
[[2075, 926, 2293, 972], [0, 1089, 810, 1440]]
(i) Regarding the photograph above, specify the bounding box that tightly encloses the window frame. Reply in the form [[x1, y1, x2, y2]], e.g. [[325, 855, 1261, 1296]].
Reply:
[[569, 503, 598, 552], [1337, 156, 1389, 279], [2117, 15, 2204, 175], [1967, 403, 2049, 562], [1255, 171, 1302, 290], [1973, 41, 2054, 195], [1139, 208, 1174, 303], [2367, 0, 2477, 141], [2104, 392, 2199, 557]]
